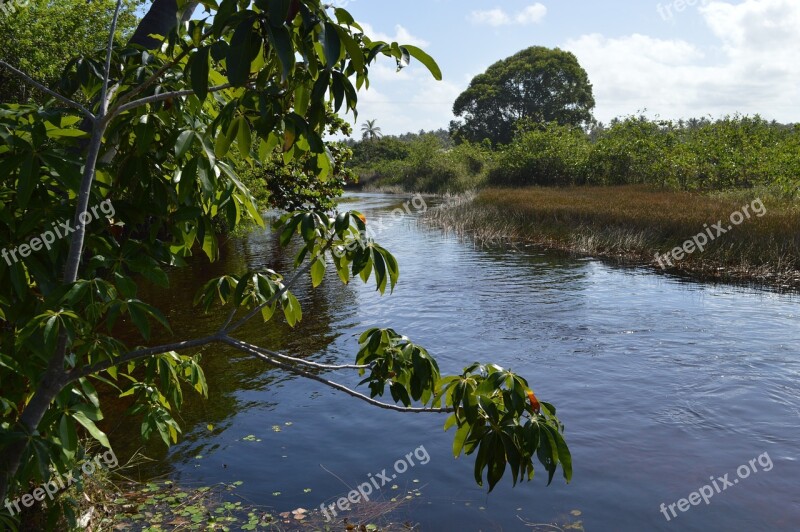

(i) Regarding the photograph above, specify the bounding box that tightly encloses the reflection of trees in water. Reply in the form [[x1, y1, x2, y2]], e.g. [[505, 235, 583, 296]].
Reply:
[[102, 227, 357, 479]]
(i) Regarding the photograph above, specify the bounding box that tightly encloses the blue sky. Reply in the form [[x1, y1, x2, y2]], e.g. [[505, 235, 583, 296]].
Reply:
[[329, 0, 800, 136]]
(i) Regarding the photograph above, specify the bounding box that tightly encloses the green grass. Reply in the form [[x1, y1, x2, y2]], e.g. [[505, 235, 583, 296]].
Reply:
[[424, 186, 800, 288]]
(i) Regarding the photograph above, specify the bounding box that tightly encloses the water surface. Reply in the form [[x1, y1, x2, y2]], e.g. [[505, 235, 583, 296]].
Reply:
[[114, 193, 800, 531]]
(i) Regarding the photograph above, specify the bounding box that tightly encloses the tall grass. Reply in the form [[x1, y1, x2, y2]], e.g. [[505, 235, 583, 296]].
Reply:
[[424, 186, 800, 288]]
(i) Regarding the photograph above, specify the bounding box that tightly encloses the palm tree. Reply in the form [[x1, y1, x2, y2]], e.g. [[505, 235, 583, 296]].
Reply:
[[361, 119, 383, 141]]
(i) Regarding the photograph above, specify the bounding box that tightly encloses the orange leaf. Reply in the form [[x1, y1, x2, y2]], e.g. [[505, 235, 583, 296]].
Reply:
[[527, 389, 541, 413]]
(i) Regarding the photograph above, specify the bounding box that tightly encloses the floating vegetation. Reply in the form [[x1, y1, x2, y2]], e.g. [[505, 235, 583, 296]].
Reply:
[[99, 480, 276, 531], [517, 508, 586, 531]]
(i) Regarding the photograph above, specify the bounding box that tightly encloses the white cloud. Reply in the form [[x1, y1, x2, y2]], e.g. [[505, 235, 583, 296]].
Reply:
[[468, 8, 511, 27], [515, 4, 548, 25], [348, 63, 462, 136], [469, 3, 547, 27], [329, 22, 459, 136], [564, 0, 800, 122], [358, 22, 429, 47]]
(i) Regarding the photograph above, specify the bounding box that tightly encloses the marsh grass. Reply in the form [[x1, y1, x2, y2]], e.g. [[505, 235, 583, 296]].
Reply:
[[424, 186, 800, 288]]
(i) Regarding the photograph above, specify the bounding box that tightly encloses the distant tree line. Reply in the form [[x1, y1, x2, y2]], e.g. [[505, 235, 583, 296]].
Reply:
[[348, 45, 799, 196]]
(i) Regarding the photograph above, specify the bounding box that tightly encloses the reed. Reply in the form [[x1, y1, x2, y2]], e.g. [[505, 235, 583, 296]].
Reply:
[[423, 186, 800, 289]]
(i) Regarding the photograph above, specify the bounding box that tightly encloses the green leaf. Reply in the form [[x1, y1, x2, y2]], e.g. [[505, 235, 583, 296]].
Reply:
[[310, 258, 325, 288], [59, 415, 78, 459], [79, 378, 101, 408], [197, 157, 215, 198], [73, 411, 111, 449], [227, 17, 259, 86], [403, 45, 442, 80], [175, 130, 196, 159], [282, 291, 302, 327], [127, 301, 151, 340], [452, 423, 470, 457], [16, 153, 37, 210], [322, 22, 342, 69], [191, 46, 211, 102], [294, 85, 310, 116], [548, 425, 573, 483], [266, 23, 295, 82], [43, 314, 59, 352], [266, 0, 293, 25], [236, 117, 252, 156], [334, 25, 364, 72]]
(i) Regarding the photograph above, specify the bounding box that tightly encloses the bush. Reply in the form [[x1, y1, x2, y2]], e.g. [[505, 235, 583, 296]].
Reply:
[[488, 123, 590, 187], [584, 117, 676, 186], [352, 134, 491, 193], [350, 115, 800, 196]]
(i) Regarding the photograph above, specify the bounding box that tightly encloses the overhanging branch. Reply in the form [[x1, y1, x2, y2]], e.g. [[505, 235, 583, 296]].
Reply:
[[0, 61, 95, 120], [225, 235, 337, 333], [66, 335, 221, 382], [222, 336, 454, 414], [226, 338, 371, 371]]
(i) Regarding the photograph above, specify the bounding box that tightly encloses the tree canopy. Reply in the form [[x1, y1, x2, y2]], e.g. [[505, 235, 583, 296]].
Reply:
[[0, 0, 141, 104], [451, 46, 596, 145]]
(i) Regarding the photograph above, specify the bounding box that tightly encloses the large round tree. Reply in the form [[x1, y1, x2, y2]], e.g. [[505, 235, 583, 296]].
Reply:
[[451, 46, 596, 145]]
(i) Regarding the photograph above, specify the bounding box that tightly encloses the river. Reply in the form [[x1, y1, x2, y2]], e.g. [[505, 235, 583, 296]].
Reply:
[[111, 193, 800, 531]]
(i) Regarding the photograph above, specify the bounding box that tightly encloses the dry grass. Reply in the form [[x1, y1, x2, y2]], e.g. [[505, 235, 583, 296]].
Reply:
[[424, 186, 800, 289]]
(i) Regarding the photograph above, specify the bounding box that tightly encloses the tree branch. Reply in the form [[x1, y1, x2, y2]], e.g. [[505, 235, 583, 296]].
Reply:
[[116, 27, 213, 109], [100, 0, 125, 114], [226, 338, 371, 371], [225, 235, 337, 333], [221, 337, 454, 414], [0, 61, 95, 120], [67, 335, 221, 382], [111, 83, 234, 116]]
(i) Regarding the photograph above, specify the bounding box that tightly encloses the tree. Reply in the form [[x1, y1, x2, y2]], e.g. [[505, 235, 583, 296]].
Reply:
[[0, 0, 141, 104], [451, 46, 596, 145], [0, 1, 570, 525], [244, 109, 358, 211], [361, 118, 383, 140]]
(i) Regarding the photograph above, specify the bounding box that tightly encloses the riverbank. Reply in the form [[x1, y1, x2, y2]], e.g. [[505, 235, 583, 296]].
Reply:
[[422, 186, 800, 290]]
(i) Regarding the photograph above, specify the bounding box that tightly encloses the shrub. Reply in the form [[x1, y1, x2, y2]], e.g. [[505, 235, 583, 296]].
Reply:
[[488, 123, 590, 187]]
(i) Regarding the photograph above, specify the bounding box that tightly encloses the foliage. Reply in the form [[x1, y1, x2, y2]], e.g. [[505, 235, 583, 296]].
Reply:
[[482, 115, 800, 194], [353, 114, 800, 195], [0, 0, 142, 104], [239, 109, 357, 212], [352, 134, 492, 193], [489, 122, 590, 187], [394, 127, 452, 146], [451, 46, 595, 145], [348, 136, 411, 167], [0, 0, 569, 526]]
